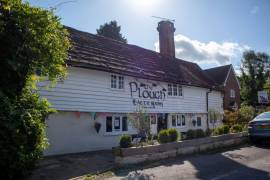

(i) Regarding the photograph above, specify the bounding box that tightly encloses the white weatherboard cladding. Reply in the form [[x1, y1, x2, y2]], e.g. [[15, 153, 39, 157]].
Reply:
[[38, 67, 223, 114], [44, 112, 137, 155]]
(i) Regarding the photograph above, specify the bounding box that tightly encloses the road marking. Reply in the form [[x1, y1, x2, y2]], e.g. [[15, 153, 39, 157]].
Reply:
[[210, 170, 239, 180]]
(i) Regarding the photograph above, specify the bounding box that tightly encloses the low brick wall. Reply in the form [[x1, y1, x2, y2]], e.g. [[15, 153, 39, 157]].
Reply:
[[114, 132, 248, 165]]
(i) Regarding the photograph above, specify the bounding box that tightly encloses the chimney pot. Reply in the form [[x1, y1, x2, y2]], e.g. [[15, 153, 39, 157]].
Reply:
[[157, 21, 176, 59]]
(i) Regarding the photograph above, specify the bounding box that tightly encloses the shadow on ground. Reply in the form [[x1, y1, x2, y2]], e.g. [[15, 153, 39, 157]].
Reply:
[[26, 150, 114, 180], [110, 144, 270, 180], [26, 143, 270, 180]]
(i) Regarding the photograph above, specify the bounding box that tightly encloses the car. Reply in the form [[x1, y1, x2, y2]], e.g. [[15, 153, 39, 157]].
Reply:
[[248, 111, 270, 143]]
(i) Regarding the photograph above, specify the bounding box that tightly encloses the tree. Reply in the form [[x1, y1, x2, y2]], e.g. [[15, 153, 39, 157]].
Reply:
[[240, 50, 270, 106], [208, 109, 222, 129], [0, 0, 70, 179], [0, 0, 70, 98], [128, 107, 150, 140], [96, 20, 127, 43]]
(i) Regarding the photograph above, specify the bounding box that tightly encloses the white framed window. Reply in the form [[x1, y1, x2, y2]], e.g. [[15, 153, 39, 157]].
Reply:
[[118, 76, 124, 89], [197, 117, 202, 127], [172, 115, 176, 127], [111, 75, 117, 88], [111, 74, 124, 89], [173, 84, 177, 96], [181, 114, 185, 126], [150, 115, 157, 124], [106, 115, 128, 133], [168, 84, 172, 96], [168, 84, 183, 97], [178, 85, 183, 96], [171, 114, 186, 127], [230, 89, 235, 98]]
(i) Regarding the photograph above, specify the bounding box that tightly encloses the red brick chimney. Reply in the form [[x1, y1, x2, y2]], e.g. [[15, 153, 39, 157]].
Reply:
[[157, 21, 176, 59]]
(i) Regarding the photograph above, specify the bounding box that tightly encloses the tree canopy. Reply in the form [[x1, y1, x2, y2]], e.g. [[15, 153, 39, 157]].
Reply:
[[240, 50, 270, 106], [0, 0, 70, 179], [96, 20, 127, 43], [0, 0, 70, 97]]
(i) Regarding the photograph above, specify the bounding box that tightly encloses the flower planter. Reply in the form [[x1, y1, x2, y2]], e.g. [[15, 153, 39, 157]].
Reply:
[[113, 132, 248, 165]]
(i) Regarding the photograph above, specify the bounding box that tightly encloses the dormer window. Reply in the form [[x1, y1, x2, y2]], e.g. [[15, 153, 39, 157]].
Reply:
[[168, 84, 183, 97], [230, 89, 235, 98], [111, 74, 124, 89]]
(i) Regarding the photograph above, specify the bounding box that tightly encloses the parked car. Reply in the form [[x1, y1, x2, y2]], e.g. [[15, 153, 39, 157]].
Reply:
[[248, 112, 270, 143]]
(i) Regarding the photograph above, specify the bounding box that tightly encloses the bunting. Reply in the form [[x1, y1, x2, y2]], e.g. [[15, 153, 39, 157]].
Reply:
[[90, 112, 96, 120], [75, 111, 81, 119]]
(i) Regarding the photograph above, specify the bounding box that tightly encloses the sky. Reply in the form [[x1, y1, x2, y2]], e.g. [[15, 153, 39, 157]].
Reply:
[[27, 0, 270, 73]]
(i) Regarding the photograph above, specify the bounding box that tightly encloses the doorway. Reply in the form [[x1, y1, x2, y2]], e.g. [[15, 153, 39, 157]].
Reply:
[[157, 113, 168, 132]]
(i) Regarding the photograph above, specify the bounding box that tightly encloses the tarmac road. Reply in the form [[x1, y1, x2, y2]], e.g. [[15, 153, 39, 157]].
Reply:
[[109, 144, 270, 180]]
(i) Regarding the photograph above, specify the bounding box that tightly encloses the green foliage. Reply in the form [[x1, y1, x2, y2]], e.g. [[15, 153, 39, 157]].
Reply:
[[158, 129, 169, 144], [240, 50, 270, 106], [186, 129, 196, 139], [186, 129, 206, 139], [167, 128, 180, 142], [205, 129, 212, 137], [96, 20, 127, 43], [230, 124, 243, 133], [238, 106, 256, 123], [213, 125, 230, 136], [0, 89, 54, 179], [128, 108, 150, 139], [195, 129, 205, 138], [119, 135, 132, 148], [0, 1, 70, 179], [224, 105, 256, 126], [0, 0, 70, 97]]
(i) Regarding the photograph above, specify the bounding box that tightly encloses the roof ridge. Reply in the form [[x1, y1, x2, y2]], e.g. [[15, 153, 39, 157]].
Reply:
[[65, 25, 198, 65], [204, 64, 232, 71]]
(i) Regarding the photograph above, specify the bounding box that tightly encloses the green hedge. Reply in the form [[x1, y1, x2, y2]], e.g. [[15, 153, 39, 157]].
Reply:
[[186, 129, 205, 139], [230, 124, 243, 133], [119, 135, 132, 148], [158, 128, 180, 144], [0, 91, 52, 179]]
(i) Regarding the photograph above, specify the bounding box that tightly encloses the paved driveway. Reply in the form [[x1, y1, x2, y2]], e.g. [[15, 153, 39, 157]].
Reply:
[[27, 150, 114, 180], [108, 144, 270, 180]]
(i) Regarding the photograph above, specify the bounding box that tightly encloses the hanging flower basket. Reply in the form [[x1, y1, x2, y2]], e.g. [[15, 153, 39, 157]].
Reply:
[[94, 122, 101, 133]]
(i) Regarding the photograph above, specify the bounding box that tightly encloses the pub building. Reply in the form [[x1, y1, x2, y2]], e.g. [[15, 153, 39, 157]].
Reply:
[[39, 21, 224, 156]]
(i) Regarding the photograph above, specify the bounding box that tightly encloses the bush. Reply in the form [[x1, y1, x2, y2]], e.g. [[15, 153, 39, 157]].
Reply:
[[230, 124, 243, 133], [167, 128, 180, 142], [186, 129, 196, 139], [212, 125, 230, 136], [195, 129, 205, 138], [205, 129, 212, 136], [0, 90, 52, 179], [158, 130, 170, 144], [119, 135, 132, 148], [238, 106, 255, 123]]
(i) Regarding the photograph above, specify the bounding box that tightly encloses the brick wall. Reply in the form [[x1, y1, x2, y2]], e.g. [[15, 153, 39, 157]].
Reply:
[[224, 69, 240, 110]]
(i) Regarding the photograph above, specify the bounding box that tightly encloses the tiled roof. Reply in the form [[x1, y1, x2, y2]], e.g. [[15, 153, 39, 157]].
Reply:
[[204, 64, 232, 86], [66, 26, 219, 90]]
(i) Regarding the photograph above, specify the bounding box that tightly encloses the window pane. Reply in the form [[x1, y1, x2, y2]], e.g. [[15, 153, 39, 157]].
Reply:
[[178, 85, 183, 96], [106, 116, 112, 132], [172, 115, 176, 126], [173, 84, 177, 96], [111, 75, 117, 88], [122, 116, 128, 131], [114, 116, 120, 130], [119, 76, 124, 89], [182, 115, 185, 126], [168, 84, 172, 96], [150, 115, 156, 124], [177, 115, 181, 126], [197, 117, 202, 126]]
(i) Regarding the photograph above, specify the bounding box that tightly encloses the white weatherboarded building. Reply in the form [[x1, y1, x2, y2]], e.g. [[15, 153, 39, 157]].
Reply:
[[39, 21, 224, 156]]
